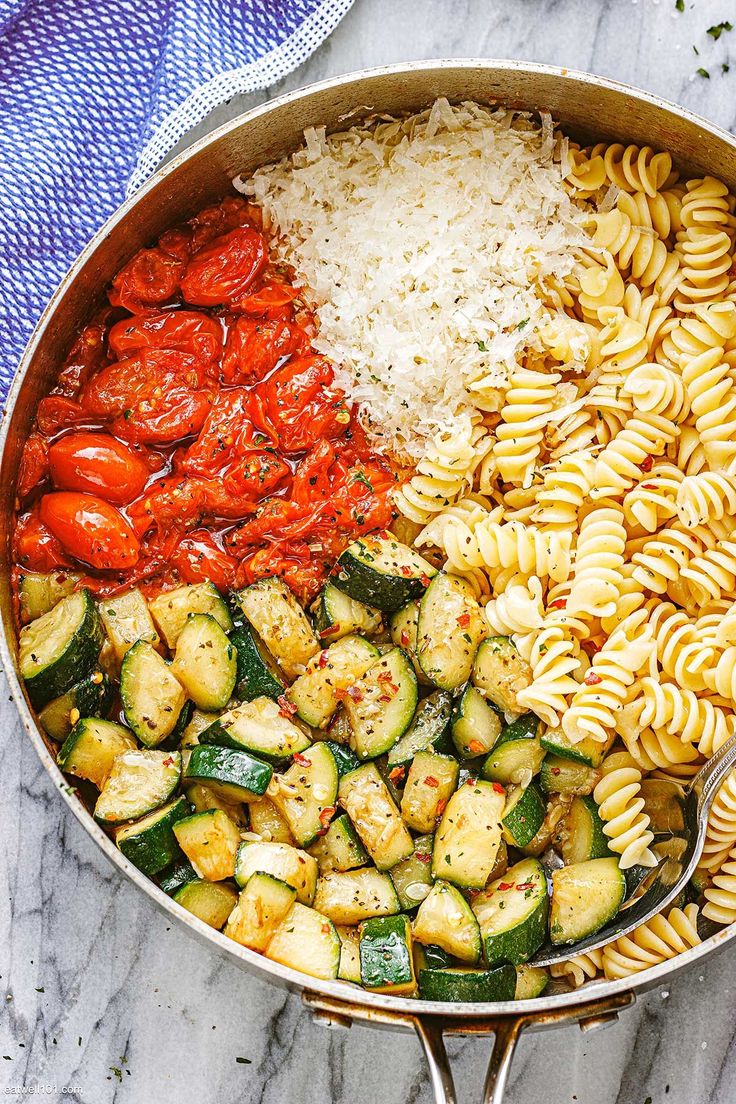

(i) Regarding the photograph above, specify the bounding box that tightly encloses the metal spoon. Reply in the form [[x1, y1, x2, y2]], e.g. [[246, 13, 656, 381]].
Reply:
[[531, 729, 736, 967]]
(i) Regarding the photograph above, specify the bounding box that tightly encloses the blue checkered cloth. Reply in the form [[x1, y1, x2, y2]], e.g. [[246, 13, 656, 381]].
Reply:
[[0, 0, 354, 399]]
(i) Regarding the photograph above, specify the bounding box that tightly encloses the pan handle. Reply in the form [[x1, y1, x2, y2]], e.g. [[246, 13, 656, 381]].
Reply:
[[413, 1013, 523, 1104]]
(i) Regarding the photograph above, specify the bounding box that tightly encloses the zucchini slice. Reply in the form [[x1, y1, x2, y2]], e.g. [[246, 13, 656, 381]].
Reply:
[[338, 763, 414, 870], [344, 647, 418, 759], [560, 796, 611, 864], [501, 783, 546, 848], [184, 783, 247, 828], [179, 708, 220, 749], [148, 582, 233, 649], [337, 925, 362, 983], [389, 600, 431, 685], [360, 914, 416, 994], [451, 685, 502, 760], [472, 857, 549, 965], [333, 533, 437, 611], [230, 622, 285, 702], [200, 697, 310, 763], [234, 840, 318, 905], [184, 744, 273, 803], [471, 637, 532, 714], [307, 813, 369, 875], [287, 635, 380, 728], [386, 690, 453, 770], [389, 834, 435, 910], [98, 588, 160, 665], [514, 964, 550, 1000], [18, 570, 81, 623], [115, 795, 191, 876], [158, 858, 198, 896], [401, 751, 459, 834], [267, 743, 339, 847], [432, 780, 505, 889], [19, 589, 102, 709], [248, 797, 295, 845], [419, 965, 516, 1003], [170, 613, 237, 711], [549, 857, 626, 945], [225, 872, 296, 950], [481, 714, 545, 786], [413, 943, 454, 973], [173, 809, 242, 881], [417, 573, 486, 689], [313, 583, 383, 641], [94, 749, 181, 824], [57, 717, 137, 788], [540, 725, 614, 769], [265, 902, 341, 980], [237, 577, 320, 679], [313, 868, 401, 924], [120, 640, 187, 747], [413, 880, 481, 963], [323, 741, 360, 778], [173, 879, 239, 928], [40, 669, 112, 741], [539, 755, 600, 796]]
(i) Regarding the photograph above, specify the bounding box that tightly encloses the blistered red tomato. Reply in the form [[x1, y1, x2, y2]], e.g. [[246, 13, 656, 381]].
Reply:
[[260, 355, 350, 453], [48, 432, 151, 504], [108, 310, 224, 365], [17, 435, 49, 500], [169, 530, 238, 590], [14, 510, 71, 572], [36, 396, 90, 436], [236, 281, 300, 317], [109, 248, 184, 313], [180, 226, 268, 307], [221, 315, 308, 384], [40, 492, 140, 570]]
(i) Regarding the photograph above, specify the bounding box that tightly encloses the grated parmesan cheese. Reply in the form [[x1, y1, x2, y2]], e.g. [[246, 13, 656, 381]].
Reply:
[[236, 99, 588, 458]]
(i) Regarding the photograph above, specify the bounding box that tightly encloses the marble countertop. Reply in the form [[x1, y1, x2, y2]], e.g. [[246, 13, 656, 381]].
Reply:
[[4, 1, 736, 1101]]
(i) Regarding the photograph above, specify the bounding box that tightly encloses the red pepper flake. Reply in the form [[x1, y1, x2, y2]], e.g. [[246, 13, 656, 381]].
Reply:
[[319, 805, 336, 826], [416, 852, 432, 864], [548, 598, 567, 610], [516, 882, 535, 891], [389, 766, 406, 785], [491, 782, 505, 794], [640, 454, 654, 473], [319, 624, 341, 638], [346, 685, 364, 702], [551, 767, 561, 776], [377, 671, 394, 682], [424, 775, 439, 788], [278, 694, 298, 716], [321, 923, 331, 934], [498, 882, 513, 891], [293, 752, 311, 767], [584, 670, 603, 686], [435, 798, 448, 817], [378, 694, 392, 703], [334, 687, 349, 701], [318, 650, 330, 668], [467, 739, 485, 755], [400, 630, 410, 647], [456, 612, 471, 628], [641, 483, 656, 490], [400, 565, 413, 577], [420, 573, 432, 587], [162, 756, 175, 768]]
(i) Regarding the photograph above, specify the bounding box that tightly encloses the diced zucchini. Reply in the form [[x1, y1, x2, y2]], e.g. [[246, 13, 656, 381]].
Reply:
[[338, 763, 414, 870], [481, 714, 545, 785], [19, 589, 102, 709], [518, 793, 571, 859], [170, 614, 236, 711], [179, 708, 220, 749], [115, 795, 191, 876], [417, 573, 486, 689], [40, 669, 112, 741], [472, 857, 549, 965], [184, 783, 247, 828], [432, 780, 505, 889], [337, 925, 362, 983], [413, 943, 453, 973], [451, 685, 502, 760], [234, 840, 318, 905], [248, 798, 295, 844], [323, 741, 360, 777], [539, 755, 600, 796], [230, 621, 285, 702], [344, 647, 418, 759], [98, 588, 160, 664], [267, 743, 339, 847], [413, 880, 481, 963], [287, 635, 380, 728], [360, 914, 416, 994], [333, 533, 437, 611], [549, 858, 626, 945], [57, 717, 137, 788], [560, 796, 611, 864], [18, 570, 81, 623], [120, 640, 187, 747], [158, 858, 198, 896], [390, 834, 435, 910], [225, 872, 296, 950], [419, 965, 516, 1003], [173, 879, 238, 928], [472, 637, 532, 714], [313, 583, 383, 641], [401, 751, 459, 834], [386, 690, 453, 770], [200, 697, 310, 762], [308, 814, 369, 874], [94, 749, 181, 824], [389, 600, 431, 685], [540, 725, 614, 769], [313, 868, 400, 924], [501, 783, 546, 848], [173, 809, 242, 880], [265, 902, 341, 980], [237, 577, 320, 679], [148, 582, 233, 649], [184, 744, 273, 803], [515, 964, 549, 1000]]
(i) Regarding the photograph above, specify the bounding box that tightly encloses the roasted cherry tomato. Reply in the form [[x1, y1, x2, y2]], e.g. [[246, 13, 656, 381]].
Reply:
[[109, 247, 184, 313], [55, 315, 113, 397], [40, 492, 140, 570], [180, 226, 268, 307], [235, 281, 301, 317], [48, 432, 151, 504], [261, 355, 350, 453], [36, 396, 91, 436], [127, 475, 205, 537], [14, 510, 71, 572], [17, 434, 49, 500], [189, 196, 261, 253], [184, 388, 278, 477], [221, 315, 307, 384], [169, 529, 238, 590], [108, 310, 224, 365]]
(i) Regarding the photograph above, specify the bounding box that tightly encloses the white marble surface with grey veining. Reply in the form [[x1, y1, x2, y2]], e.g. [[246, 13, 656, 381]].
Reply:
[[4, 1, 736, 1101]]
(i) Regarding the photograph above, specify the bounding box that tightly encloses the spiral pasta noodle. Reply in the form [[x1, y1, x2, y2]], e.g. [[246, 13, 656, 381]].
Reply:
[[550, 949, 604, 989], [703, 846, 736, 924], [393, 419, 489, 523], [697, 768, 736, 874], [484, 575, 544, 635], [530, 451, 595, 529], [493, 368, 561, 487], [601, 905, 701, 979], [567, 503, 626, 619], [592, 750, 657, 869]]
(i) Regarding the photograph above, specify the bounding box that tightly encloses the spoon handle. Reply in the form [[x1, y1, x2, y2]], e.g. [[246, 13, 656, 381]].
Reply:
[[689, 728, 736, 817]]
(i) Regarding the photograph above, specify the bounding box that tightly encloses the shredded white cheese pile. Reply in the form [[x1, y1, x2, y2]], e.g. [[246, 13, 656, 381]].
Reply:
[[236, 99, 588, 458]]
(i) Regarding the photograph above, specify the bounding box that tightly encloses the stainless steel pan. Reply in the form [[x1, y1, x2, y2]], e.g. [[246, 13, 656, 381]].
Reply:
[[3, 60, 736, 1104]]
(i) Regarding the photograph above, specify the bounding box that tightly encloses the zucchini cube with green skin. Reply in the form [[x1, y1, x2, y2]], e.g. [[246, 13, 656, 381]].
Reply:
[[57, 717, 136, 788], [229, 622, 285, 703], [179, 708, 221, 749], [199, 697, 310, 763], [418, 965, 517, 1003], [115, 795, 191, 877], [344, 647, 418, 760], [540, 725, 615, 769], [120, 640, 187, 747], [389, 834, 435, 910], [313, 583, 383, 642], [234, 840, 318, 905], [514, 964, 550, 1000], [501, 783, 546, 849], [173, 809, 242, 881], [333, 534, 437, 612], [412, 881, 481, 963], [237, 577, 320, 680], [336, 925, 362, 983], [432, 780, 505, 889], [307, 813, 369, 874], [401, 751, 459, 835], [313, 868, 400, 924], [338, 763, 414, 871], [18, 570, 81, 623], [184, 744, 273, 803], [413, 942, 453, 974], [287, 634, 380, 728], [225, 873, 296, 951], [549, 858, 626, 945], [451, 685, 502, 760], [472, 857, 549, 966], [248, 798, 295, 845], [185, 783, 247, 828], [561, 796, 611, 864], [99, 588, 160, 665], [40, 669, 113, 742], [171, 614, 237, 712], [265, 902, 341, 981], [147, 582, 233, 649], [389, 600, 431, 685], [158, 858, 198, 896], [322, 741, 360, 778], [94, 749, 181, 825], [386, 690, 453, 771], [471, 637, 532, 715], [174, 879, 239, 929], [417, 573, 486, 690], [481, 714, 545, 786], [19, 588, 103, 709], [360, 914, 416, 994], [267, 743, 339, 847], [540, 756, 600, 796]]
